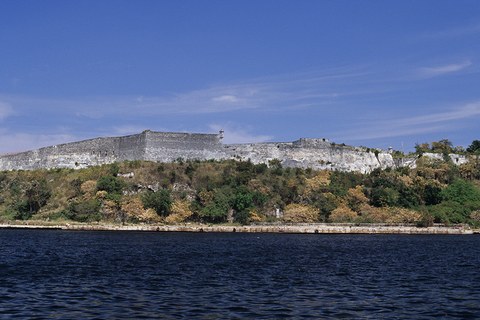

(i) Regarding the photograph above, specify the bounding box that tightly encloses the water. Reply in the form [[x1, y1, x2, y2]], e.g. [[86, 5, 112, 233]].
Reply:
[[0, 230, 479, 319]]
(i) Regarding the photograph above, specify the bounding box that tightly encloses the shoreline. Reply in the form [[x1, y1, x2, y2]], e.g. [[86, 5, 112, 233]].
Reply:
[[0, 222, 477, 234]]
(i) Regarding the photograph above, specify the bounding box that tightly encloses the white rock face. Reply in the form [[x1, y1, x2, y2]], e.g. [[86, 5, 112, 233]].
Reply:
[[227, 141, 395, 173]]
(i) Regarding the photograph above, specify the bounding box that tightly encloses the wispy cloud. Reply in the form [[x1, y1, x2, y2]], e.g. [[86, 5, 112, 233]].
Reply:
[[209, 123, 272, 144], [0, 61, 478, 152], [0, 65, 373, 119], [211, 95, 239, 103], [338, 101, 480, 141], [111, 125, 162, 136], [395, 101, 480, 125], [422, 23, 480, 39], [0, 101, 13, 120], [417, 60, 472, 78], [0, 129, 77, 154]]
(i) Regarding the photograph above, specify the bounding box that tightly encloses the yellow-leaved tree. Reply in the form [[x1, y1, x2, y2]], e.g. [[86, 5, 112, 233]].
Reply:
[[165, 200, 193, 224], [283, 204, 319, 223], [329, 204, 358, 223]]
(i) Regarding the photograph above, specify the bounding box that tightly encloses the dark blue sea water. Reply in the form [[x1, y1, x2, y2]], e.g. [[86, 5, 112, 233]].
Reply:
[[0, 230, 479, 319]]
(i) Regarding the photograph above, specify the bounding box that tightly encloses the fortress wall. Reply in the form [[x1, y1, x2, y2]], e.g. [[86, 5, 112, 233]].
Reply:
[[0, 130, 467, 173], [0, 137, 120, 170], [292, 138, 332, 148], [115, 132, 147, 161], [37, 137, 118, 169], [144, 131, 226, 162]]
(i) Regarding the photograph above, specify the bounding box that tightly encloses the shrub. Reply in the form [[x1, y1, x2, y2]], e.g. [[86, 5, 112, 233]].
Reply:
[[417, 212, 435, 227], [64, 199, 102, 222], [81, 180, 97, 197], [470, 210, 480, 226]]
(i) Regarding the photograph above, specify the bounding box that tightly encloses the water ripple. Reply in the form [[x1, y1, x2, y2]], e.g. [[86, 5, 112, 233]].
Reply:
[[0, 231, 479, 318]]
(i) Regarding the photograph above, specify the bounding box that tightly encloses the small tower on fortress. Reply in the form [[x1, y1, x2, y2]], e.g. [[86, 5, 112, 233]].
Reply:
[[219, 129, 224, 140]]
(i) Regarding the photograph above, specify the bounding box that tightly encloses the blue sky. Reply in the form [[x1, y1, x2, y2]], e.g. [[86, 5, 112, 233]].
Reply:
[[1, 0, 479, 153]]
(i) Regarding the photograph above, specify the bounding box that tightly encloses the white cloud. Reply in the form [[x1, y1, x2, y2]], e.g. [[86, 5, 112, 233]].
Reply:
[[209, 124, 272, 144], [418, 60, 472, 78]]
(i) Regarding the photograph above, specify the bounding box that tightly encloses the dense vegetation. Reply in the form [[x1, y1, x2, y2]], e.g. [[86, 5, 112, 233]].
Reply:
[[1, 140, 480, 227]]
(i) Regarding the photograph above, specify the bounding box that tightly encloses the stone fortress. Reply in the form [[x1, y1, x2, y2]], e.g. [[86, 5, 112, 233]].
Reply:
[[0, 130, 469, 173]]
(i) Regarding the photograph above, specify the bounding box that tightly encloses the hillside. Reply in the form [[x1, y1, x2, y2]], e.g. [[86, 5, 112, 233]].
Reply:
[[1, 144, 480, 226]]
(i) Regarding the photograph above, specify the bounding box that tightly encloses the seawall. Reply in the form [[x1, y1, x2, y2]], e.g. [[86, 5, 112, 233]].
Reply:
[[0, 223, 474, 234]]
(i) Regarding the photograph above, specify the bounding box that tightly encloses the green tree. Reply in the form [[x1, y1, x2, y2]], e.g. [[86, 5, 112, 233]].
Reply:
[[13, 179, 51, 219], [96, 176, 125, 195], [199, 188, 231, 223], [423, 184, 443, 206], [414, 143, 430, 154], [370, 187, 399, 207], [397, 185, 421, 208], [25, 179, 51, 214], [467, 140, 480, 154], [428, 201, 471, 224], [231, 187, 254, 224], [142, 189, 172, 216], [235, 160, 255, 185], [311, 193, 337, 222], [441, 179, 480, 204], [429, 179, 480, 224], [431, 139, 453, 154], [329, 171, 363, 196]]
